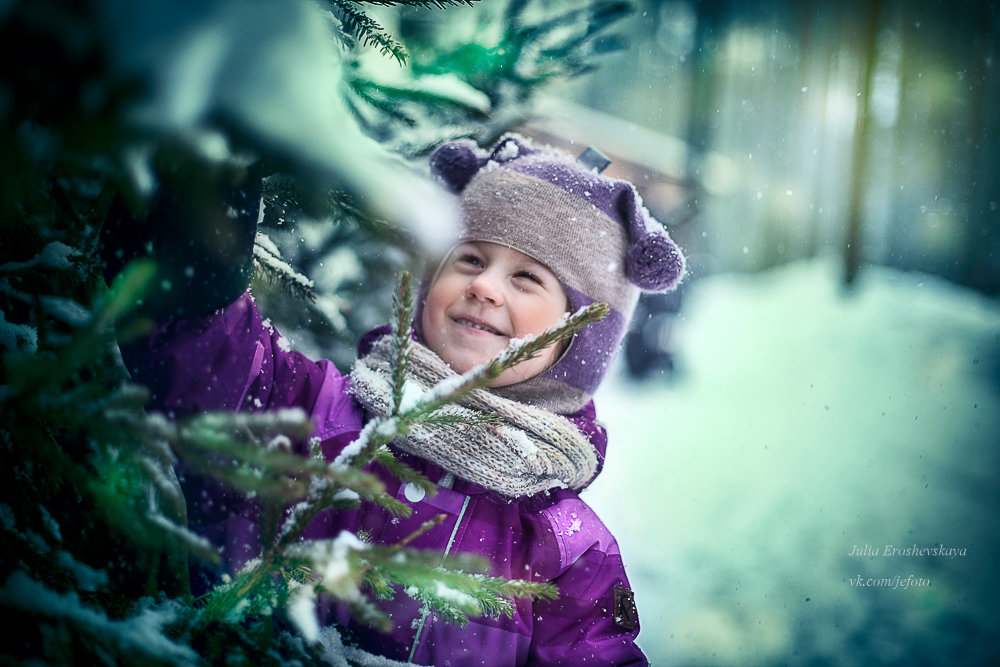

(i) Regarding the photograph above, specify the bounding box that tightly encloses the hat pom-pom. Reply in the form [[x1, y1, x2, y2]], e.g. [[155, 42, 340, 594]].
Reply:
[[429, 139, 487, 193], [625, 233, 685, 291]]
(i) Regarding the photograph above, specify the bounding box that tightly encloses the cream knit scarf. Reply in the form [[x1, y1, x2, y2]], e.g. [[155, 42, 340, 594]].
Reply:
[[349, 336, 598, 498]]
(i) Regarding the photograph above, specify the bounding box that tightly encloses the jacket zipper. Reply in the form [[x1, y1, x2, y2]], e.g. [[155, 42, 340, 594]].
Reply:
[[407, 486, 470, 663]]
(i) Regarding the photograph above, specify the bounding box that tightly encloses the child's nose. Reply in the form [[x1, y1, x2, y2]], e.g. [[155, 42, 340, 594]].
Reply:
[[466, 272, 503, 305]]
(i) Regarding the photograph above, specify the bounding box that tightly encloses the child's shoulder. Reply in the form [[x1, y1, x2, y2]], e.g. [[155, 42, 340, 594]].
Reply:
[[535, 491, 619, 572]]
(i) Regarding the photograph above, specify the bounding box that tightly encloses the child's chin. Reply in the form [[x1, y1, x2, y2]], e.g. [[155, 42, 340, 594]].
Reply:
[[441, 354, 490, 377]]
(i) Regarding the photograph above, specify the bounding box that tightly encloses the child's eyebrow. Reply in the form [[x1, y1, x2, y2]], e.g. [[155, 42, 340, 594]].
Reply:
[[522, 259, 553, 275]]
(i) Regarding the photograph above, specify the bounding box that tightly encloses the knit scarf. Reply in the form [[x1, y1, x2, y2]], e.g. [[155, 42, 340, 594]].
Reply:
[[349, 336, 598, 498]]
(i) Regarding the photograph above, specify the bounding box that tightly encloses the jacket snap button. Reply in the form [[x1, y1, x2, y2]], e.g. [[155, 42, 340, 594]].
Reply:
[[404, 482, 425, 503]]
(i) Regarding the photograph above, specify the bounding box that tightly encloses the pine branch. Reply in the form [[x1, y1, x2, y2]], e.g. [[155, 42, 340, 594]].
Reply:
[[389, 271, 414, 413], [253, 232, 316, 303], [328, 1, 409, 66], [159, 410, 408, 518], [345, 78, 420, 130], [405, 301, 610, 422], [350, 0, 478, 8], [357, 544, 558, 627], [396, 514, 448, 549], [373, 447, 436, 495], [334, 299, 609, 471]]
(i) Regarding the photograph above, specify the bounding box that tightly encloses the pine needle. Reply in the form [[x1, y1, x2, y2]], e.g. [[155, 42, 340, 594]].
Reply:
[[252, 232, 316, 303], [404, 301, 609, 422], [328, 1, 409, 66], [373, 447, 436, 494], [396, 514, 447, 548], [350, 0, 478, 8], [389, 271, 414, 414]]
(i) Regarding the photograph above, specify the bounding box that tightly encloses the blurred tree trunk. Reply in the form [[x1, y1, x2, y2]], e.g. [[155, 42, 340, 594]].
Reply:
[[963, 4, 999, 295], [684, 2, 723, 197], [843, 0, 882, 286]]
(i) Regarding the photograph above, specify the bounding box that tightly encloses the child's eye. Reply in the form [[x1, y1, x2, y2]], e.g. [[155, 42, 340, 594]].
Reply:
[[456, 254, 483, 268], [514, 271, 543, 286]]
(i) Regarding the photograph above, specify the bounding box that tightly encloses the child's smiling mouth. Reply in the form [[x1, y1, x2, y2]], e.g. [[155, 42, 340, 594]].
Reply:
[[452, 316, 506, 337]]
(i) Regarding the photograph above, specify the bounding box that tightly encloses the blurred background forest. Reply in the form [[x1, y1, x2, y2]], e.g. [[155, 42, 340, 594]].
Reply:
[[1, 0, 998, 665], [539, 0, 999, 292]]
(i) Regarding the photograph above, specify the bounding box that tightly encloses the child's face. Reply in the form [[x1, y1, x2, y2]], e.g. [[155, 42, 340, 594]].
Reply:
[[421, 241, 569, 388]]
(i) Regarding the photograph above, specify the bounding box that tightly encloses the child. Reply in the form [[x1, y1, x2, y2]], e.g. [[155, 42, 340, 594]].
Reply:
[[107, 133, 684, 665]]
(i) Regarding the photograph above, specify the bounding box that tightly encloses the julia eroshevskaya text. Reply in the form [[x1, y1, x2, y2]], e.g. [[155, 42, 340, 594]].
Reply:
[[848, 543, 966, 559]]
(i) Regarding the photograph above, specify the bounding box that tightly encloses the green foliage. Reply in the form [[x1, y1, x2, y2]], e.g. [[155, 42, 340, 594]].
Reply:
[[330, 0, 412, 65], [405, 0, 633, 137], [1, 0, 629, 663]]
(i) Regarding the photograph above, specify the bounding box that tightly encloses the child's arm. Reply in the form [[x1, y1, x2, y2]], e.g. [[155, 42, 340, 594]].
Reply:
[[102, 163, 362, 440], [529, 499, 649, 665], [102, 166, 363, 585], [119, 292, 358, 433], [128, 292, 362, 584]]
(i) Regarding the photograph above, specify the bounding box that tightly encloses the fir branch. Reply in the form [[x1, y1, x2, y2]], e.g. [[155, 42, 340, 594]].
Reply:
[[373, 447, 436, 495], [334, 417, 397, 472], [508, 2, 631, 85], [396, 514, 447, 549], [253, 232, 316, 303], [143, 509, 220, 565], [350, 0, 478, 8], [196, 561, 270, 625], [3, 259, 155, 403], [351, 78, 491, 113], [362, 544, 558, 627], [345, 77, 419, 127], [362, 569, 396, 601], [273, 454, 411, 552], [142, 407, 413, 559], [134, 453, 187, 524], [405, 302, 609, 422], [328, 1, 409, 66], [389, 271, 414, 414], [334, 301, 609, 470], [275, 529, 557, 631]]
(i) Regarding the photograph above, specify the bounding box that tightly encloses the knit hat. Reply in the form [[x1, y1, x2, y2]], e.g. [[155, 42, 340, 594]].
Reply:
[[425, 133, 685, 414]]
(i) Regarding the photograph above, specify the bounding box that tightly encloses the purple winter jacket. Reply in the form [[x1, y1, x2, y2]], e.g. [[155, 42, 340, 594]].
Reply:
[[123, 291, 649, 666]]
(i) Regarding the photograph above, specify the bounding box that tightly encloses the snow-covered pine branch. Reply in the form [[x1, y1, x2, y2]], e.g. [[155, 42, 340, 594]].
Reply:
[[389, 271, 414, 414], [328, 0, 409, 66], [356, 542, 558, 629], [402, 301, 609, 423], [253, 231, 316, 303], [333, 303, 604, 464]]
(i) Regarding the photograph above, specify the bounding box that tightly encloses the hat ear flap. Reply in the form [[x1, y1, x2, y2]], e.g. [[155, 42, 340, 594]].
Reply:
[[429, 139, 490, 193], [617, 184, 685, 292]]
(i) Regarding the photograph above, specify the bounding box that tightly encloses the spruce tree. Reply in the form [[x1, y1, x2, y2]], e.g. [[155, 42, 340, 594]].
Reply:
[[0, 0, 630, 663]]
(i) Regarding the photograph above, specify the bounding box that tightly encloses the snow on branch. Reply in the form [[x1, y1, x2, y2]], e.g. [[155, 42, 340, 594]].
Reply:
[[253, 231, 316, 303]]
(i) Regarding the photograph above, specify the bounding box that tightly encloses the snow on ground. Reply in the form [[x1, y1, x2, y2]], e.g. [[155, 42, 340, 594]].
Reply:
[[587, 256, 1000, 666]]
